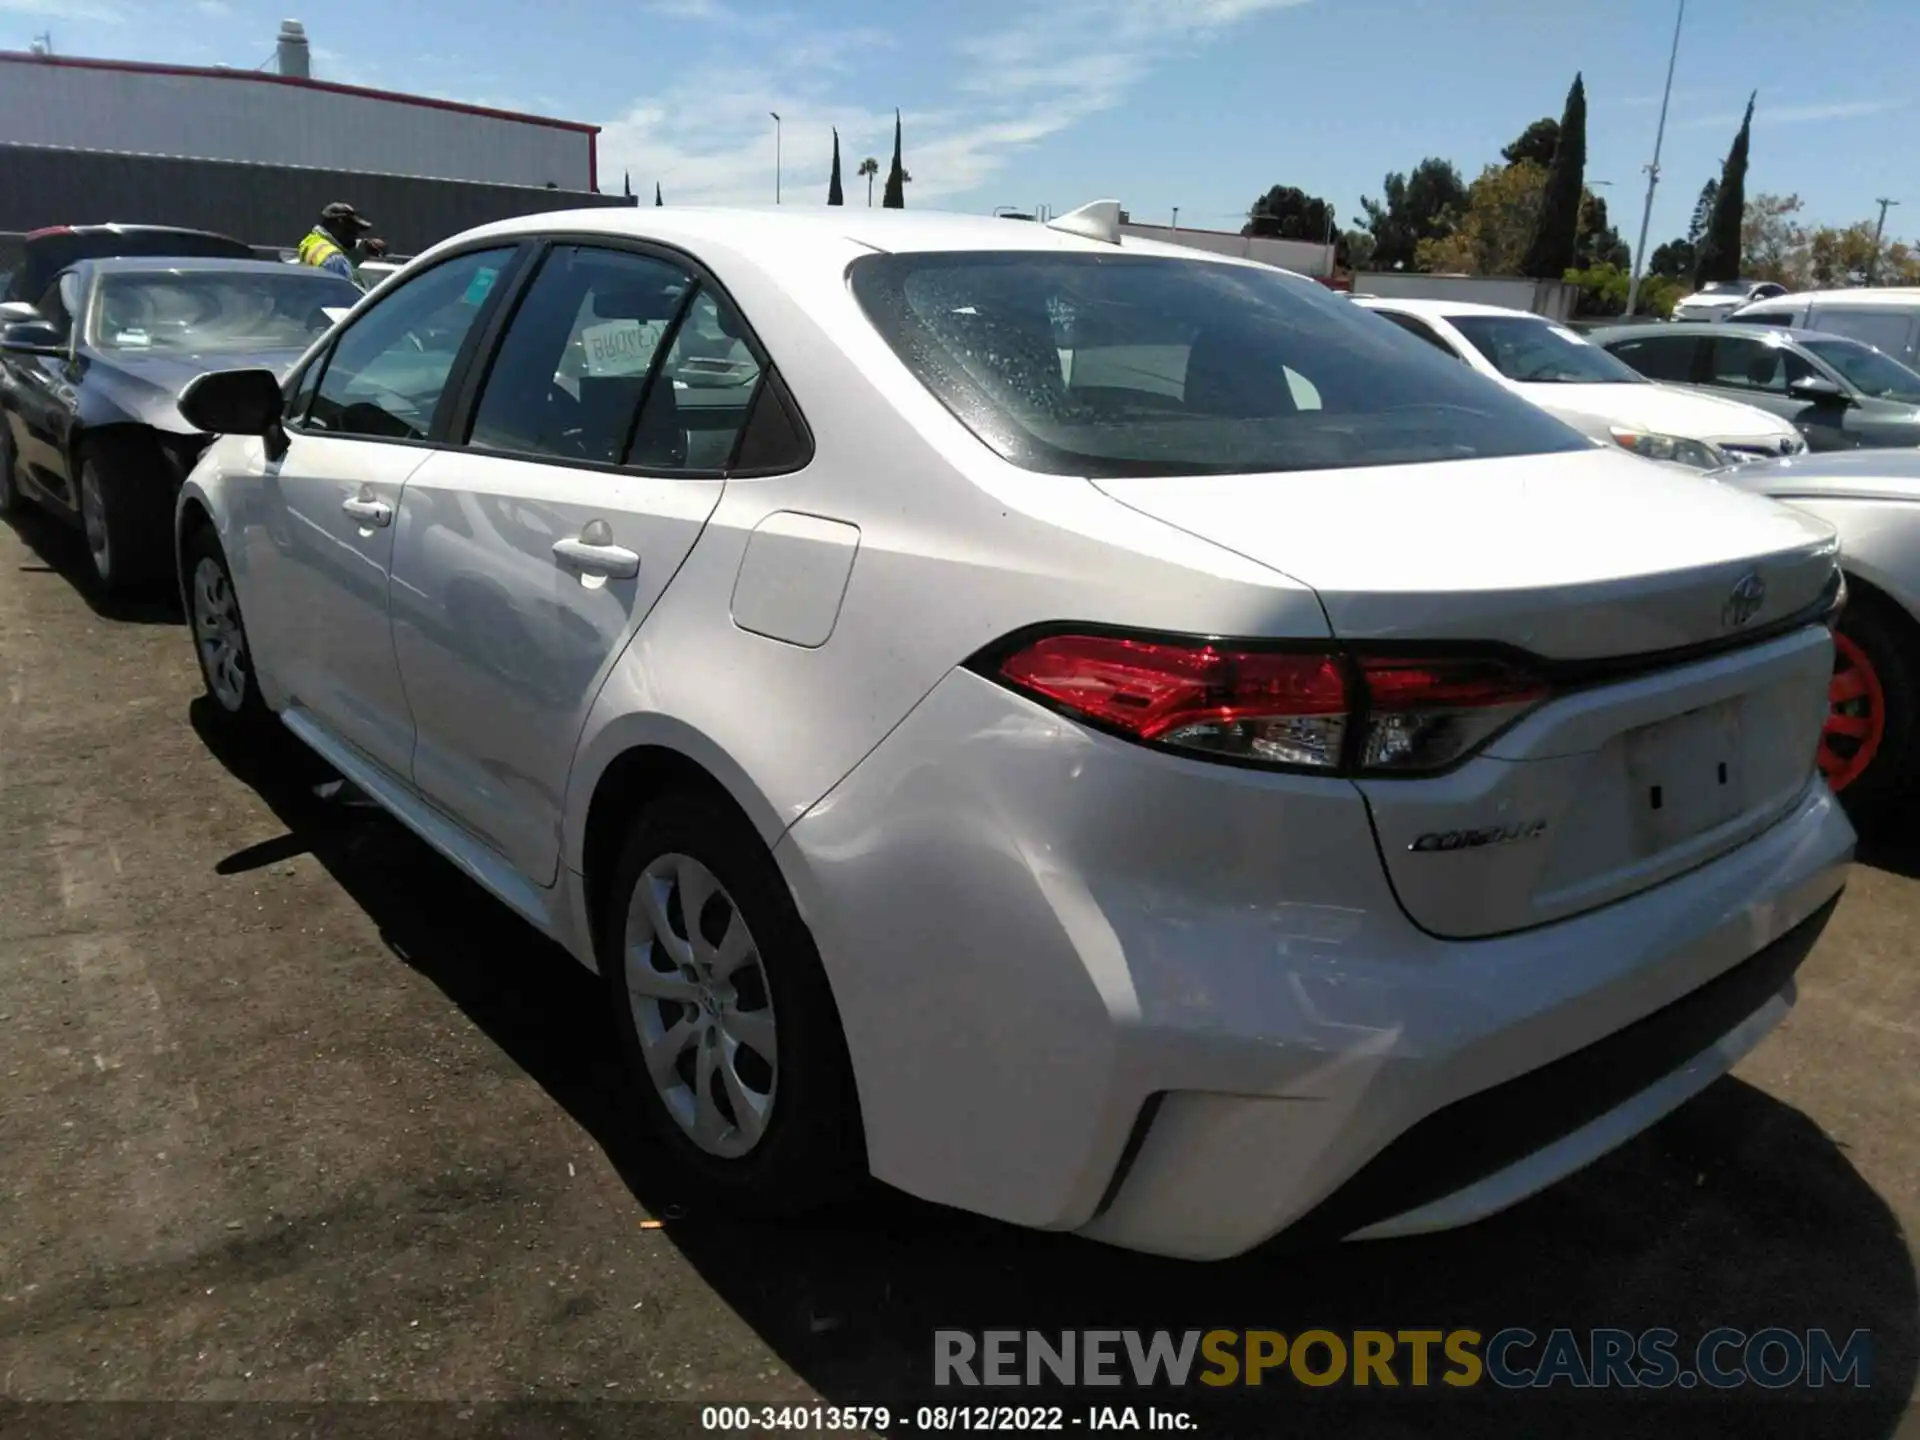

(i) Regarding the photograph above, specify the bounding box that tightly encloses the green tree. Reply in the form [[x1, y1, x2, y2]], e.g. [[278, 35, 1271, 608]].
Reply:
[[1740, 193, 1807, 285], [1566, 261, 1683, 319], [882, 111, 906, 209], [1244, 185, 1335, 241], [1416, 160, 1548, 274], [1356, 157, 1467, 270], [1688, 179, 1718, 246], [1574, 189, 1630, 270], [1647, 238, 1694, 278], [857, 155, 879, 207], [1694, 93, 1755, 284], [828, 127, 844, 206], [654, 182, 663, 207], [1522, 73, 1585, 279], [1502, 117, 1559, 168]]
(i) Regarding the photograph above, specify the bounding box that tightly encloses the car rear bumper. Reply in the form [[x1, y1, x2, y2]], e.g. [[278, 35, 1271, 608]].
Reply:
[[775, 667, 1854, 1260]]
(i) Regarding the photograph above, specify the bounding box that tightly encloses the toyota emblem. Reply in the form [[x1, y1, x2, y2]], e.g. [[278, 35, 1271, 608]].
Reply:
[[1722, 572, 1766, 629]]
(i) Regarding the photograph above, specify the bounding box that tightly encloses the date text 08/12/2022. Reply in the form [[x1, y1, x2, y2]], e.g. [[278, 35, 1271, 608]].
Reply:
[[702, 1406, 1193, 1432]]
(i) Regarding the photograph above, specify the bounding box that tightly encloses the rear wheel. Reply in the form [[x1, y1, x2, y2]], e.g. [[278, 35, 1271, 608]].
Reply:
[[1820, 585, 1919, 832], [602, 793, 865, 1215], [77, 439, 170, 592]]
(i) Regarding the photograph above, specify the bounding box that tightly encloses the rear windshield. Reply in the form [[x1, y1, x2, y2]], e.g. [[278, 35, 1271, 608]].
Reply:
[[848, 252, 1589, 477]]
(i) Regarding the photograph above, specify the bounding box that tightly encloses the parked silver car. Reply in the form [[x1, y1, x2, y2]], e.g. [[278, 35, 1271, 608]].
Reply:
[[1713, 446, 1920, 826]]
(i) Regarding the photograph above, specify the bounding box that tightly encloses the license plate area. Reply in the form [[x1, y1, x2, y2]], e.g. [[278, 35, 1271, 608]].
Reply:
[[1625, 698, 1748, 853]]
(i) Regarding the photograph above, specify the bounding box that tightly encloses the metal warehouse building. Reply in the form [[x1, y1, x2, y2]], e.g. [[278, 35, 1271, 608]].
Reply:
[[0, 20, 630, 260]]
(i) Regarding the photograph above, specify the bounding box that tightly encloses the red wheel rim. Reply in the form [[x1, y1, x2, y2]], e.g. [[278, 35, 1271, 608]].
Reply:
[[1819, 631, 1886, 793]]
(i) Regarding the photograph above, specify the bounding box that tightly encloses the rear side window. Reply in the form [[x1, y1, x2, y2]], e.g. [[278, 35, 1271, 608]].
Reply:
[[1604, 334, 1702, 383], [1371, 309, 1464, 359], [1805, 308, 1917, 358], [849, 252, 1587, 477], [1733, 310, 1796, 326]]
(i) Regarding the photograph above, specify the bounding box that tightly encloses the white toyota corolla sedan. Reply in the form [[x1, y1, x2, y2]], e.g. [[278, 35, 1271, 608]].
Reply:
[[172, 202, 1854, 1261]]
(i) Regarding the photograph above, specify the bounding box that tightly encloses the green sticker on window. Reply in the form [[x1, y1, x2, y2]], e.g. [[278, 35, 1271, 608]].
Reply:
[[462, 267, 499, 306]]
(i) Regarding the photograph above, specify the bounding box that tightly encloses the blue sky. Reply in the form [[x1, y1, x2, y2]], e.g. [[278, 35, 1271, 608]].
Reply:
[[6, 0, 1916, 249]]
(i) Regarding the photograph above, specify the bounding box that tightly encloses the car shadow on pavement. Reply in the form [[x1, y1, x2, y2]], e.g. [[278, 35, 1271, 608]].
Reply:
[[3, 506, 182, 624], [193, 704, 1919, 1440]]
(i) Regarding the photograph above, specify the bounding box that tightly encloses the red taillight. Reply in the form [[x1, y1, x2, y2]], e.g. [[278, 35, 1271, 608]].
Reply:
[[991, 634, 1548, 775], [24, 226, 73, 240]]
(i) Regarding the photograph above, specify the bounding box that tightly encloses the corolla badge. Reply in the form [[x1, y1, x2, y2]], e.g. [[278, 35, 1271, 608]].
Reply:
[[1410, 820, 1547, 853], [1722, 572, 1766, 629]]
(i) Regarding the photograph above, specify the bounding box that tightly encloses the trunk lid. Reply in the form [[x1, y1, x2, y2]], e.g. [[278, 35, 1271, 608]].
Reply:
[[1094, 447, 1842, 938]]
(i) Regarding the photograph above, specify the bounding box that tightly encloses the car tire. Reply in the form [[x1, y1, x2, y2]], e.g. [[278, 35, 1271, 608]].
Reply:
[[602, 792, 866, 1216], [182, 521, 273, 735], [77, 439, 170, 592], [1822, 584, 1920, 834]]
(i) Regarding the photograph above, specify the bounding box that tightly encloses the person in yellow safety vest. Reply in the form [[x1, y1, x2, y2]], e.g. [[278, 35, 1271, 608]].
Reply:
[[297, 202, 389, 287]]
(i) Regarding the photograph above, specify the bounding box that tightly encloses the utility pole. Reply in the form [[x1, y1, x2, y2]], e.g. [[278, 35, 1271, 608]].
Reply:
[[1867, 198, 1899, 285], [1626, 0, 1685, 317], [769, 112, 782, 204], [1170, 206, 1179, 230]]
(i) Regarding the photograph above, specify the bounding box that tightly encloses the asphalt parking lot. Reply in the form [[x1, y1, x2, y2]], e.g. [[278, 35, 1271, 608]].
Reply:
[[2, 505, 1917, 1439]]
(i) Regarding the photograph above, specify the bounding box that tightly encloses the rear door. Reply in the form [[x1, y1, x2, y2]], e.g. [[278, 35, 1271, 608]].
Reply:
[[388, 241, 768, 884], [1599, 330, 1704, 387], [1695, 334, 1851, 449], [241, 244, 521, 779]]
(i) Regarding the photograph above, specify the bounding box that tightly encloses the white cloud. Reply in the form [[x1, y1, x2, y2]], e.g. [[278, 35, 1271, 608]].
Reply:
[[194, 0, 230, 14], [0, 0, 122, 20], [597, 0, 1307, 207], [1678, 98, 1905, 130]]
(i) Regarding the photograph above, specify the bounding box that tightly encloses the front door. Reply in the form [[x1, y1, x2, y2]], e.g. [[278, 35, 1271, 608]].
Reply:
[[239, 245, 519, 778], [389, 244, 763, 884]]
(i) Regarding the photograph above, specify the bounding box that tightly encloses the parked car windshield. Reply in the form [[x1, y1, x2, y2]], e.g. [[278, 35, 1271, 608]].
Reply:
[[1445, 313, 1646, 384], [849, 252, 1587, 477], [1801, 336, 1920, 404], [88, 268, 360, 353]]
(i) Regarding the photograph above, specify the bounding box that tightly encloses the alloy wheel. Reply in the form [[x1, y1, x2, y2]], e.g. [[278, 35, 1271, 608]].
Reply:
[[192, 556, 250, 712], [623, 852, 778, 1159], [1819, 631, 1886, 794], [80, 465, 111, 580]]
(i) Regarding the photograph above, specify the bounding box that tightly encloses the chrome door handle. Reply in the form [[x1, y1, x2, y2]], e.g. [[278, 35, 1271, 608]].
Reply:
[[552, 537, 640, 579], [341, 495, 392, 526]]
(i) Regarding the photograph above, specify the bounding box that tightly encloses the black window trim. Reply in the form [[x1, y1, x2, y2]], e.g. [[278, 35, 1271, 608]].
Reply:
[[441, 231, 816, 481], [1370, 307, 1463, 360], [282, 239, 536, 449]]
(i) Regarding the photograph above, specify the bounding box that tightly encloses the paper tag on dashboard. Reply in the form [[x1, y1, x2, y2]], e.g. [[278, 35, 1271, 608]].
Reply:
[[580, 319, 663, 376]]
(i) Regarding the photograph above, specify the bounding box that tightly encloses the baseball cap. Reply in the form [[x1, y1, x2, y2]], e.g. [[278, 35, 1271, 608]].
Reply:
[[320, 202, 372, 230]]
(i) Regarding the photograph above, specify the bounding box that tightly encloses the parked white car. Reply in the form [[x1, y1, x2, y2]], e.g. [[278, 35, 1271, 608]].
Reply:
[[1356, 297, 1805, 465], [1727, 287, 1920, 371], [172, 203, 1852, 1261], [1672, 279, 1790, 323], [1712, 446, 1920, 826]]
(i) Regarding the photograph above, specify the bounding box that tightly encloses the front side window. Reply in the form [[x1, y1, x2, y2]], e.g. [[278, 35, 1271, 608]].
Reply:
[[1705, 336, 1793, 392], [1604, 334, 1702, 383], [1801, 336, 1920, 403], [307, 247, 513, 442], [1445, 314, 1645, 384], [849, 253, 1586, 477], [34, 275, 76, 341], [87, 268, 359, 354], [1805, 308, 1917, 358], [467, 245, 692, 465]]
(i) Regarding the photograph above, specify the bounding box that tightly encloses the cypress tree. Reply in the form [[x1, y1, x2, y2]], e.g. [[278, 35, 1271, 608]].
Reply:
[[1695, 94, 1756, 285], [655, 182, 663, 207], [882, 110, 906, 209], [1521, 73, 1585, 278], [828, 127, 845, 205]]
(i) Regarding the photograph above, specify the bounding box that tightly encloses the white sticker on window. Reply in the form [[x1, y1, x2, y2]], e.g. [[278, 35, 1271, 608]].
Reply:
[[579, 319, 663, 376]]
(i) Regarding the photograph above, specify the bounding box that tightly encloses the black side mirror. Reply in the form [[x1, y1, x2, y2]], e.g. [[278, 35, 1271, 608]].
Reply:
[[1787, 375, 1850, 406], [179, 367, 289, 460], [0, 319, 65, 355]]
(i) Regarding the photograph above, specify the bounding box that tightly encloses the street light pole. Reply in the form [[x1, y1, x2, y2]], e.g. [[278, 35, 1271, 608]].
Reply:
[[1626, 0, 1685, 317], [770, 112, 781, 204], [1868, 197, 1899, 285]]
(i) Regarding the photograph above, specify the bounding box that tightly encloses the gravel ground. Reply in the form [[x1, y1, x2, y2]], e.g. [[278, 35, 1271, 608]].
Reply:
[[1, 504, 1915, 1439]]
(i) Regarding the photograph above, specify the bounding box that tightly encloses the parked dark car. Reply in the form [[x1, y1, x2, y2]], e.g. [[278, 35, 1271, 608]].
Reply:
[[2, 224, 257, 306], [0, 257, 360, 590], [1592, 321, 1920, 453]]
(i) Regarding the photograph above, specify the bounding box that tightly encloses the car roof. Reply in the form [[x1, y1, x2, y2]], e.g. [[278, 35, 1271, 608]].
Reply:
[[439, 204, 1282, 268], [1738, 288, 1920, 309], [1351, 296, 1540, 320], [79, 256, 342, 278], [1591, 321, 1876, 346]]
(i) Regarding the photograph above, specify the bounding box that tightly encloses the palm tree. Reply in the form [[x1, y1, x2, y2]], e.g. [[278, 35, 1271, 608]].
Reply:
[[858, 156, 880, 207]]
